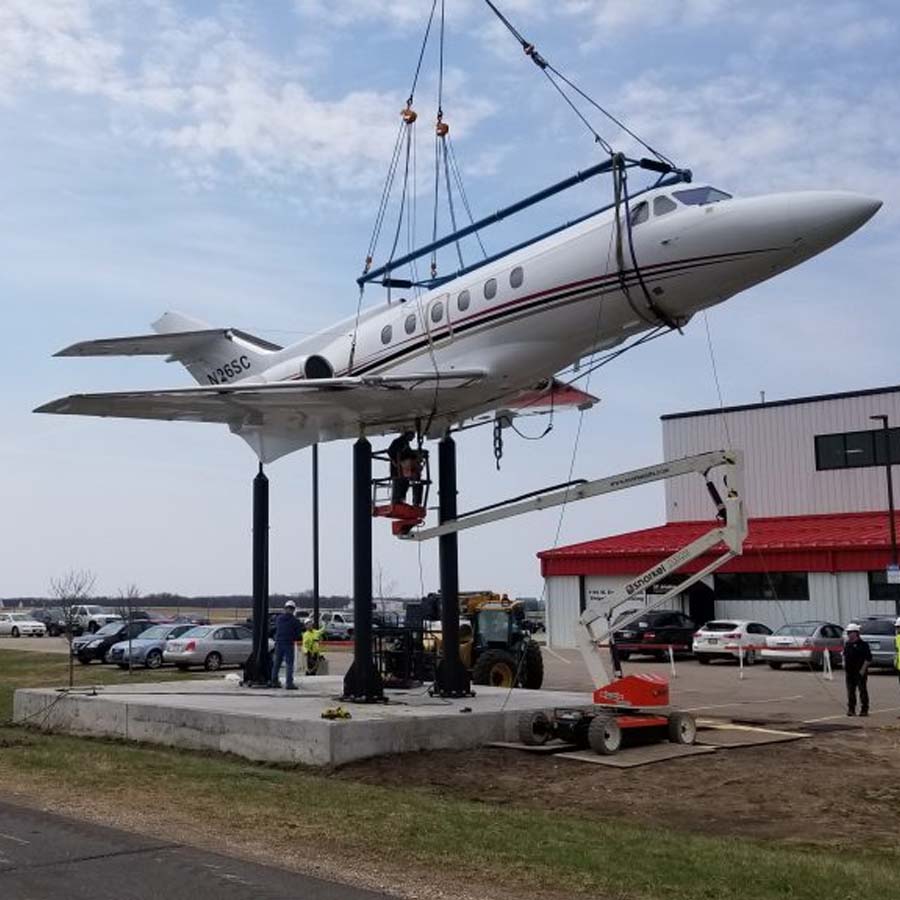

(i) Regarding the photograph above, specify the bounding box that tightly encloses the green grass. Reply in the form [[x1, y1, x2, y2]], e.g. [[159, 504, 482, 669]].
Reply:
[[0, 647, 203, 721], [2, 649, 899, 900]]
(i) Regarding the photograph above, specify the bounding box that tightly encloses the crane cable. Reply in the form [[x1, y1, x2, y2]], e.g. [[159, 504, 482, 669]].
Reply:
[[481, 0, 673, 165]]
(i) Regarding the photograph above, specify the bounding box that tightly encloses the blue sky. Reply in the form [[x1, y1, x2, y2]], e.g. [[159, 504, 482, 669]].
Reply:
[[1, 0, 897, 600]]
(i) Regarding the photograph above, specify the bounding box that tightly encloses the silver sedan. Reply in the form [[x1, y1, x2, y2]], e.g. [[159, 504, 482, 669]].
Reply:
[[164, 624, 262, 671]]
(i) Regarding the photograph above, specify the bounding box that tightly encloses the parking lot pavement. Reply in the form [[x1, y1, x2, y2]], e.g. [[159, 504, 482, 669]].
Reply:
[[0, 799, 394, 900], [5, 634, 897, 727], [538, 646, 900, 725]]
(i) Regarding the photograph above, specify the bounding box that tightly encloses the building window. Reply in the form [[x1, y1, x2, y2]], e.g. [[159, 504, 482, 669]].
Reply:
[[380, 324, 392, 345], [404, 314, 417, 335], [430, 301, 444, 323], [868, 571, 900, 604], [484, 277, 497, 300], [714, 572, 809, 601], [509, 266, 524, 289], [457, 289, 470, 312], [815, 426, 900, 471]]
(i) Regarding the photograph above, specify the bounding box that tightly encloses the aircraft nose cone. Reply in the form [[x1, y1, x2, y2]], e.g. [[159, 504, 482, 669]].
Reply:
[[793, 191, 882, 253]]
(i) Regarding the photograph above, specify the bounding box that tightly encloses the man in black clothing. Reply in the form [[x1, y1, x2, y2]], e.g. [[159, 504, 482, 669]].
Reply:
[[387, 431, 415, 503], [270, 600, 303, 689], [842, 622, 872, 717]]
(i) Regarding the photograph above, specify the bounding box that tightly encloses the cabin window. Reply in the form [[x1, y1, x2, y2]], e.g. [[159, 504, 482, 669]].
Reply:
[[509, 266, 524, 289], [654, 196, 678, 216], [457, 289, 470, 312], [484, 277, 498, 300], [380, 324, 392, 345], [672, 186, 732, 206], [430, 301, 444, 323], [629, 201, 649, 226], [404, 314, 417, 335]]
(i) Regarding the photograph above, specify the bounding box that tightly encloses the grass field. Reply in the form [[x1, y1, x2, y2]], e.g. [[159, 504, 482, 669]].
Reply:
[[2, 650, 899, 900]]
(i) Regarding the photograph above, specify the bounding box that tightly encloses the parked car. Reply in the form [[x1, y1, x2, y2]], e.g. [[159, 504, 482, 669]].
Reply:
[[761, 621, 844, 670], [71, 620, 153, 664], [612, 609, 696, 660], [108, 623, 197, 669], [0, 613, 47, 638], [306, 611, 354, 640], [856, 617, 898, 669], [71, 604, 121, 635], [28, 607, 67, 636], [164, 624, 264, 671], [693, 620, 773, 664]]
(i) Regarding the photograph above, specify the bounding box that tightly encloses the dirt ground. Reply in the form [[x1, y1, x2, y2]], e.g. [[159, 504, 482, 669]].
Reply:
[[338, 723, 900, 848]]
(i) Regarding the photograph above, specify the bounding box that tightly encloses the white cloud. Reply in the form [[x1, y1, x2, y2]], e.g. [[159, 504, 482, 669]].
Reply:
[[614, 73, 900, 220]]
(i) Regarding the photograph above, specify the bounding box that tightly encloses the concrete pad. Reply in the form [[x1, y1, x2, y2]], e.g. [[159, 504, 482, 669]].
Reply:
[[557, 744, 717, 768], [13, 677, 592, 767]]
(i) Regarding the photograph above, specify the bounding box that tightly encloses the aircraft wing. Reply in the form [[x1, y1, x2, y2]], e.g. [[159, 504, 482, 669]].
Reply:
[[505, 378, 598, 413], [34, 372, 488, 462]]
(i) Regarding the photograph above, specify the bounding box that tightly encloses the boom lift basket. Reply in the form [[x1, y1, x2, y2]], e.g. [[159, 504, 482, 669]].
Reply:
[[371, 447, 431, 536]]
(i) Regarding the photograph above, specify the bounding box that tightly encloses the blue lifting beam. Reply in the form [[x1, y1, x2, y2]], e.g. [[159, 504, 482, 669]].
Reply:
[[358, 156, 690, 288]]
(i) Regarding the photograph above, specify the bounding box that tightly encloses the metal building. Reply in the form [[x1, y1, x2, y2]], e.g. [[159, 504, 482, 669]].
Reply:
[[540, 385, 900, 648]]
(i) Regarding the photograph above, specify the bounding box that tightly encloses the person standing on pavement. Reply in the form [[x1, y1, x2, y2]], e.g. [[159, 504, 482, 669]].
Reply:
[[270, 600, 303, 690], [842, 623, 872, 717], [894, 617, 900, 694], [302, 620, 326, 676]]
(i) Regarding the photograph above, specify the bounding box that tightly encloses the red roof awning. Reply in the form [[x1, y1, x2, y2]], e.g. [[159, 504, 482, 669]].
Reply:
[[538, 511, 900, 577]]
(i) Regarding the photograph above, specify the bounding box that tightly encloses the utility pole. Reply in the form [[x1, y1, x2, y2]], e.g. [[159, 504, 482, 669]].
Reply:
[[871, 414, 899, 615]]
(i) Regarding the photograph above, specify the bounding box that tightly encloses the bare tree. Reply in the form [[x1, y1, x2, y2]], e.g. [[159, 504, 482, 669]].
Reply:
[[49, 569, 96, 687], [117, 584, 141, 675], [374, 562, 398, 622]]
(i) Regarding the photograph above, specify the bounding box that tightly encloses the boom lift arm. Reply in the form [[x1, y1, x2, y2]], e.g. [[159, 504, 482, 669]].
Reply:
[[408, 449, 747, 697]]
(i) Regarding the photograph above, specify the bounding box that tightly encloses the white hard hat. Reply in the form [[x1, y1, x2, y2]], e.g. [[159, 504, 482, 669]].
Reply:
[[846, 622, 860, 632], [894, 617, 900, 627], [284, 600, 296, 609]]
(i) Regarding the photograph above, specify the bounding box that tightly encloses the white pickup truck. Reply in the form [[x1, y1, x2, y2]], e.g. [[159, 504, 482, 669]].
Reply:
[[71, 604, 121, 635]]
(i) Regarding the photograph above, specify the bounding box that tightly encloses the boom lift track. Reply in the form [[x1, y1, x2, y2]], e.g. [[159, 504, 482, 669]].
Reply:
[[405, 450, 747, 754]]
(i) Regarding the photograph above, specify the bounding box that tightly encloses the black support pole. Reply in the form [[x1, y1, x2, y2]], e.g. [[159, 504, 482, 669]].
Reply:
[[342, 437, 384, 702], [312, 443, 320, 628], [434, 434, 472, 697], [871, 415, 899, 615], [244, 462, 271, 686]]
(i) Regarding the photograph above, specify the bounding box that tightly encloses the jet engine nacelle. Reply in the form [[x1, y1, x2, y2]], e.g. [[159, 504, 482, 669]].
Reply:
[[261, 354, 334, 383]]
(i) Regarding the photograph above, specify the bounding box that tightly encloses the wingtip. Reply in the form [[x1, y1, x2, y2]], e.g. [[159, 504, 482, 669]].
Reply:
[[34, 397, 71, 414]]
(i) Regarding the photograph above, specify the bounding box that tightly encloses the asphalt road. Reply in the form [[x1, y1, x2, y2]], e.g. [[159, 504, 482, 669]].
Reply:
[[0, 800, 394, 900]]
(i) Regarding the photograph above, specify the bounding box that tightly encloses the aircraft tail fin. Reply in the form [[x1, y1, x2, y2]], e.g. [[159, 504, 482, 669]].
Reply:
[[150, 311, 281, 385]]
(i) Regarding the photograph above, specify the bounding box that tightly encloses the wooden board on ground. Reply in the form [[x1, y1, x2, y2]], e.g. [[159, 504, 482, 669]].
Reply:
[[557, 743, 717, 768], [488, 741, 579, 754], [697, 724, 810, 749]]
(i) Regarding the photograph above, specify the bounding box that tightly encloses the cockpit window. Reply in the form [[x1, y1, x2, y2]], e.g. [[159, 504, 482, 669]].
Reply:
[[654, 196, 678, 216], [629, 201, 649, 226], [672, 186, 732, 206]]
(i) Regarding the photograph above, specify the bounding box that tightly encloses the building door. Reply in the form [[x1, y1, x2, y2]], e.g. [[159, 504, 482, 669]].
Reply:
[[686, 582, 716, 627]]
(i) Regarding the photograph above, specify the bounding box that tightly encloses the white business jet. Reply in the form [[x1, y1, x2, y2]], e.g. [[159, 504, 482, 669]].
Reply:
[[36, 183, 880, 462]]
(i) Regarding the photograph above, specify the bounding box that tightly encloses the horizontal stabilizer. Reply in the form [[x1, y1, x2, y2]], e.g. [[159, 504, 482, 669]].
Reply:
[[54, 329, 282, 358]]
